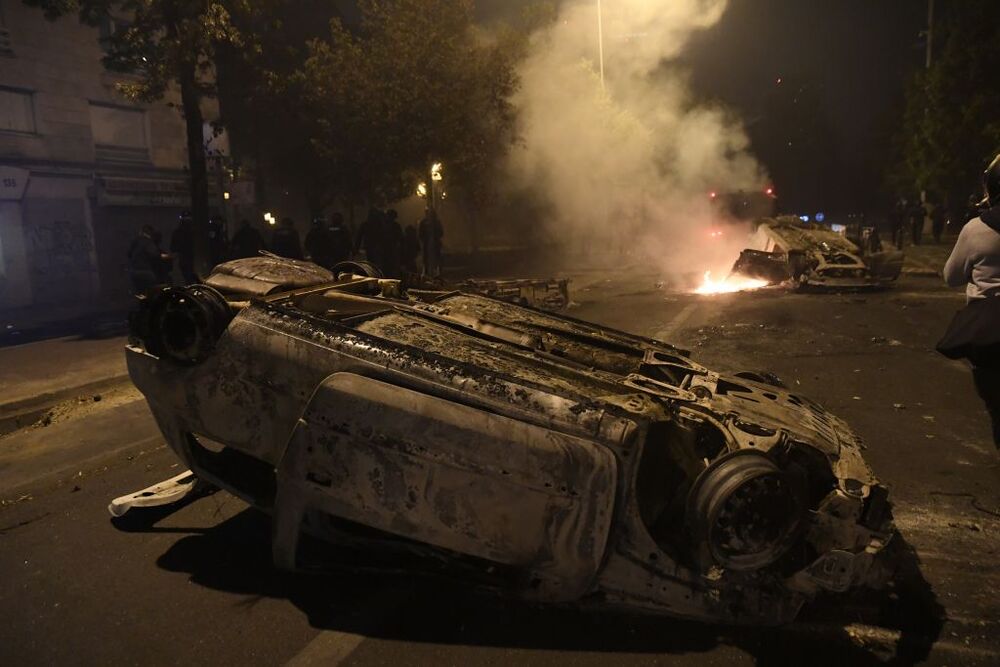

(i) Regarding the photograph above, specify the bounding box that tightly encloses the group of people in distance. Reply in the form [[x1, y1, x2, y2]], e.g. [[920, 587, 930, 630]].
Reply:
[[127, 206, 445, 294], [353, 207, 443, 279]]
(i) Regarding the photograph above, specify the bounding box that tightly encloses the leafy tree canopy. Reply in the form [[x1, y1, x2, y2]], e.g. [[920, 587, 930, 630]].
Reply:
[[24, 0, 253, 99], [282, 0, 522, 207], [891, 0, 1000, 207], [24, 0, 261, 274]]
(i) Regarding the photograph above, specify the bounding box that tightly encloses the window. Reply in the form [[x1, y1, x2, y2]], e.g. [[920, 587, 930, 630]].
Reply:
[[0, 2, 11, 56], [0, 88, 35, 134], [98, 15, 134, 54], [89, 102, 149, 161]]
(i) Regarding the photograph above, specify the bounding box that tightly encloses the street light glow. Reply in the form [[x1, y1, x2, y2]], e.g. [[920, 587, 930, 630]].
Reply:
[[430, 162, 443, 181], [416, 182, 428, 198]]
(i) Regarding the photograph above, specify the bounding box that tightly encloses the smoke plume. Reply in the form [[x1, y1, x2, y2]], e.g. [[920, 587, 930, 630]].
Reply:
[[508, 0, 765, 284]]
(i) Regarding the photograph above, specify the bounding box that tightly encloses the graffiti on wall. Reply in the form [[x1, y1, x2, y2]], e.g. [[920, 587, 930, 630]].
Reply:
[[23, 199, 97, 305], [27, 219, 94, 275]]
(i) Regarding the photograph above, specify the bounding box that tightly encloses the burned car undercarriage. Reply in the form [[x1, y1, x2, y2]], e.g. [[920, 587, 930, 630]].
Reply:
[[122, 256, 895, 625], [731, 217, 904, 290]]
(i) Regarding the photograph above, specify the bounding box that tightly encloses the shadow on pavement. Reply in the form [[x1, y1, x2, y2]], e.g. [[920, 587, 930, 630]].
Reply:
[[136, 506, 946, 665]]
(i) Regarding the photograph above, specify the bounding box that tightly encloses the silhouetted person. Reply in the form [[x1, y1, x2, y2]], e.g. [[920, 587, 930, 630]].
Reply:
[[382, 209, 403, 277], [170, 211, 197, 284], [888, 198, 906, 250], [401, 225, 420, 274], [329, 212, 353, 264], [150, 228, 173, 285], [965, 193, 983, 224], [207, 215, 228, 268], [305, 216, 335, 268], [909, 199, 926, 245], [356, 208, 386, 268], [942, 154, 1000, 450], [419, 208, 444, 277], [271, 218, 303, 259], [931, 202, 947, 244], [230, 219, 265, 259], [129, 225, 171, 294]]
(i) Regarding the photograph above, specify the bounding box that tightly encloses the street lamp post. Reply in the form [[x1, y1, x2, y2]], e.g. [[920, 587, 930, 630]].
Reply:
[[597, 0, 605, 90]]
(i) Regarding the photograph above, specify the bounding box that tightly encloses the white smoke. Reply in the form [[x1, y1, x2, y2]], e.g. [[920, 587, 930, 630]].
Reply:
[[507, 0, 766, 284]]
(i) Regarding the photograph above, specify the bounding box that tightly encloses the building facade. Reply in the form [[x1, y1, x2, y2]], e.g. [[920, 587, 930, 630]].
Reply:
[[0, 1, 209, 326]]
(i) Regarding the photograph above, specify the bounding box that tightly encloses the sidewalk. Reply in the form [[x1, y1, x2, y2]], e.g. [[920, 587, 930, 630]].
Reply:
[[900, 237, 955, 276], [0, 335, 130, 434]]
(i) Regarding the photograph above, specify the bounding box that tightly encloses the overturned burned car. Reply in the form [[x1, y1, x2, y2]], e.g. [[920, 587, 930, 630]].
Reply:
[[123, 256, 895, 625], [731, 217, 903, 290]]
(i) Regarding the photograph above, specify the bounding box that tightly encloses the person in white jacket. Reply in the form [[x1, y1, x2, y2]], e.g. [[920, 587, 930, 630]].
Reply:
[[943, 154, 1000, 449]]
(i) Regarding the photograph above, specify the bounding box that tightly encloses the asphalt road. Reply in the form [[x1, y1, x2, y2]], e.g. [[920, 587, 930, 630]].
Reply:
[[1, 272, 998, 666]]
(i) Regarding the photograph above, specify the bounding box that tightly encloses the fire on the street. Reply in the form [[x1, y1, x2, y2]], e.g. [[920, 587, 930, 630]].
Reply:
[[694, 271, 768, 295]]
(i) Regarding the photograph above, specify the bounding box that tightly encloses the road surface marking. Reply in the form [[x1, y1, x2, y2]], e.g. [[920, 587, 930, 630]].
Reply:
[[654, 302, 700, 342], [285, 584, 413, 667], [286, 628, 367, 667]]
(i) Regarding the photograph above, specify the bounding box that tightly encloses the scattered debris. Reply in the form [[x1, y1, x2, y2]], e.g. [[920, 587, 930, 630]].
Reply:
[[0, 494, 34, 508], [947, 521, 983, 532]]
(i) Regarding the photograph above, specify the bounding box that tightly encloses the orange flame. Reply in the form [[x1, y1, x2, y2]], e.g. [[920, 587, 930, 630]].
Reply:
[[694, 271, 768, 295]]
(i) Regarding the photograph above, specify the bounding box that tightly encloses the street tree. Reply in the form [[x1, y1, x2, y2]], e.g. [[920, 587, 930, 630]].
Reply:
[[890, 0, 1000, 213], [291, 0, 521, 217], [213, 0, 345, 219], [23, 0, 254, 275]]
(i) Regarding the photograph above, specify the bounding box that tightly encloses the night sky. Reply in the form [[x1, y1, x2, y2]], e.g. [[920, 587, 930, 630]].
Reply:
[[482, 0, 927, 213], [345, 0, 929, 214], [681, 0, 926, 213]]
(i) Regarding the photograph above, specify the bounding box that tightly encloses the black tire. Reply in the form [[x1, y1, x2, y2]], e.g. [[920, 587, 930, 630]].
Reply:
[[331, 260, 384, 280]]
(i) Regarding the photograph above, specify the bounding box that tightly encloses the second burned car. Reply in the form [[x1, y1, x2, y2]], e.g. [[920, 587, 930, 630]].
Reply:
[[121, 256, 896, 625], [731, 216, 904, 290]]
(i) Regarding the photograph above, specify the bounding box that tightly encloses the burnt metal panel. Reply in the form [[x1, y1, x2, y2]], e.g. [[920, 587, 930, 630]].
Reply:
[[276, 372, 618, 600]]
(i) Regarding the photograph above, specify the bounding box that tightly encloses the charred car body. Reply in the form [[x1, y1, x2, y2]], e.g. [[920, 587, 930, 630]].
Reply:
[[124, 256, 894, 625], [732, 217, 903, 290]]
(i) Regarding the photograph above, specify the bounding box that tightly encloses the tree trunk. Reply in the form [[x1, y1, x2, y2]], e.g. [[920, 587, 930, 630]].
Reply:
[[179, 61, 211, 279]]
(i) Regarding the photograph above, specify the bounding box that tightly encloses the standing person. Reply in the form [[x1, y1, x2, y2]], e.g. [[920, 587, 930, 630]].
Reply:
[[305, 216, 335, 268], [401, 225, 421, 275], [230, 219, 265, 259], [328, 212, 353, 265], [931, 201, 948, 244], [889, 198, 906, 250], [150, 228, 173, 285], [355, 208, 386, 269], [207, 215, 229, 268], [382, 209, 403, 278], [271, 218, 303, 259], [170, 211, 197, 284], [418, 208, 444, 278], [908, 198, 926, 246], [128, 225, 171, 294], [965, 193, 983, 224], [940, 154, 1000, 450]]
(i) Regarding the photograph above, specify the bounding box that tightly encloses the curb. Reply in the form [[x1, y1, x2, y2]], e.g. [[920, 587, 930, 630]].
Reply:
[[0, 374, 132, 437], [901, 268, 941, 277]]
